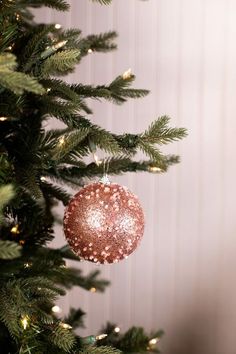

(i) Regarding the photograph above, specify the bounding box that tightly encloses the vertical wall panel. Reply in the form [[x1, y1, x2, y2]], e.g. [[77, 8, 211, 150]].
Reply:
[[36, 1, 236, 353]]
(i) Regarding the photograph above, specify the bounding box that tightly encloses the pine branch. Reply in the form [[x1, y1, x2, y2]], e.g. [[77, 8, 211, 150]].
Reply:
[[0, 71, 44, 95], [99, 324, 164, 354], [71, 74, 149, 105], [88, 128, 122, 155], [91, 0, 113, 4], [41, 49, 80, 77], [78, 31, 117, 56], [42, 79, 82, 104], [18, 0, 70, 11], [79, 347, 121, 354], [142, 116, 187, 144], [40, 181, 71, 206], [16, 166, 43, 200], [0, 23, 18, 52], [138, 141, 164, 163], [64, 308, 85, 330], [55, 266, 110, 292], [0, 241, 21, 260], [0, 184, 15, 223], [49, 323, 76, 352], [0, 54, 45, 95], [20, 24, 55, 72], [40, 97, 83, 126], [0, 277, 64, 341], [50, 128, 90, 161]]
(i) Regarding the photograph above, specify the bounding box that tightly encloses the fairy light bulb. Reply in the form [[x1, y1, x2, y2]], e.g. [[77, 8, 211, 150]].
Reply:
[[21, 316, 29, 330], [114, 326, 120, 333], [88, 48, 93, 54], [24, 263, 31, 268], [11, 225, 20, 235], [60, 322, 72, 329], [122, 68, 132, 80], [52, 305, 61, 313], [55, 23, 62, 29], [148, 166, 162, 173], [90, 287, 97, 293], [0, 117, 7, 121], [59, 136, 65, 146], [96, 334, 107, 340], [149, 337, 160, 346]]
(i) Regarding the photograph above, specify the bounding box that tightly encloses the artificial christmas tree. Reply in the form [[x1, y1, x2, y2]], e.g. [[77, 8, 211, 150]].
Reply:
[[0, 0, 187, 353]]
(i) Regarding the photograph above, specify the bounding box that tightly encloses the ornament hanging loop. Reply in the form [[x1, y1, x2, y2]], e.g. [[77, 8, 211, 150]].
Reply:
[[101, 157, 111, 185]]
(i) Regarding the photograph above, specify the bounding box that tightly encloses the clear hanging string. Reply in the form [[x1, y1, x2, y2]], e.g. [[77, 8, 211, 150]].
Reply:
[[93, 152, 110, 184]]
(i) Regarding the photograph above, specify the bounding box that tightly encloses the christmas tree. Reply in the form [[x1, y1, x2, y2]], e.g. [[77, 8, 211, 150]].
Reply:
[[0, 0, 187, 353]]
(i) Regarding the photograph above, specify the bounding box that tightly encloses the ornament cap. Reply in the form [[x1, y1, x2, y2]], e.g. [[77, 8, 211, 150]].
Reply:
[[99, 174, 111, 185]]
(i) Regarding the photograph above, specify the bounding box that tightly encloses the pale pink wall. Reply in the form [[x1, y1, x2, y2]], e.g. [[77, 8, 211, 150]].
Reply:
[[36, 1, 236, 353]]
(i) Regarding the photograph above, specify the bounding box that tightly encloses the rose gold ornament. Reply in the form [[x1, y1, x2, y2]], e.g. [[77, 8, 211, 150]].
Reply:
[[63, 181, 145, 264]]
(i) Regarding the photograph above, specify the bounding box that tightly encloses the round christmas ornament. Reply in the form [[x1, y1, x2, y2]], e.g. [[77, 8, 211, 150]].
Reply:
[[63, 180, 145, 264]]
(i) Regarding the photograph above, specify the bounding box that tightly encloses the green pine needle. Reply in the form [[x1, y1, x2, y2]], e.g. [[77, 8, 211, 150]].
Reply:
[[80, 346, 121, 354], [49, 323, 76, 352], [19, 0, 70, 11], [0, 53, 45, 95], [92, 0, 112, 4], [0, 241, 21, 260], [42, 49, 80, 76], [143, 116, 188, 144]]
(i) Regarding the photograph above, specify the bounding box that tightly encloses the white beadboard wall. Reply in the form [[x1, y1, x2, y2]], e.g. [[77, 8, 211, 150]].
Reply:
[[36, 1, 236, 353]]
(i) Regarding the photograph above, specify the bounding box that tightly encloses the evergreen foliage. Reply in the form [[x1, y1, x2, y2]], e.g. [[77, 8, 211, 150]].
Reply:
[[0, 0, 187, 353]]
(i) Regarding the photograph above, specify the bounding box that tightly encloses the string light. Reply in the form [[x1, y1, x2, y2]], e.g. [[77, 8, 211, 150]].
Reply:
[[122, 68, 132, 80], [148, 166, 162, 173], [58, 136, 65, 146], [21, 316, 29, 330], [88, 48, 93, 54], [24, 262, 32, 268], [55, 23, 62, 29], [11, 225, 20, 235], [40, 176, 46, 182], [81, 334, 107, 346], [52, 305, 62, 313], [148, 337, 160, 350], [96, 334, 107, 341], [54, 40, 68, 50], [60, 322, 72, 329], [90, 287, 97, 293], [114, 326, 120, 333], [149, 338, 159, 345], [0, 117, 7, 121], [46, 88, 51, 93], [41, 40, 68, 59]]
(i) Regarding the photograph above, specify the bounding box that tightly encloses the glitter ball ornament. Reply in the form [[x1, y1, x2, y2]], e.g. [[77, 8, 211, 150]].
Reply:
[[63, 181, 145, 264]]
